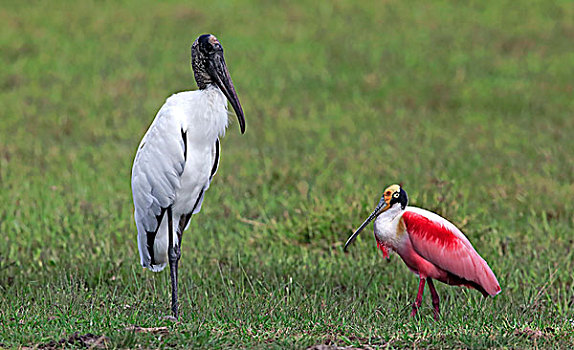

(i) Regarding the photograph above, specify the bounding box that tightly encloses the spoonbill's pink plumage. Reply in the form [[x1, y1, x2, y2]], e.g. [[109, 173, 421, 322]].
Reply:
[[344, 184, 501, 320], [401, 209, 501, 296]]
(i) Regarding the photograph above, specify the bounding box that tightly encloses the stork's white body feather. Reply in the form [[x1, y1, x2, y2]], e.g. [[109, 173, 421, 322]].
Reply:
[[131, 85, 228, 272]]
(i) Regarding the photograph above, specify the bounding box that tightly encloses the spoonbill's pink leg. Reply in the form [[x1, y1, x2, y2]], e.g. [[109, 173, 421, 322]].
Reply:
[[427, 278, 440, 320], [411, 278, 426, 317]]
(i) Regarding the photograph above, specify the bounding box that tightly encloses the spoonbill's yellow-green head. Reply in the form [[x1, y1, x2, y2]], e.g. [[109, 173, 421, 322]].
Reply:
[[191, 34, 246, 134], [344, 184, 408, 251]]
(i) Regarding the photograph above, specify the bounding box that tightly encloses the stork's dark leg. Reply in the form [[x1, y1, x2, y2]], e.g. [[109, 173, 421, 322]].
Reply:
[[167, 206, 179, 319], [411, 278, 426, 317], [427, 278, 440, 320]]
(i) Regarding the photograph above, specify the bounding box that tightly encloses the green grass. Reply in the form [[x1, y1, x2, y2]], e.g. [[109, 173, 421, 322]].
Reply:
[[1, 0, 573, 348]]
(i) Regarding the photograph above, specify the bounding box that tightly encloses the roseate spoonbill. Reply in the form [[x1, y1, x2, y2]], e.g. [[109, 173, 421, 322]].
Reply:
[[131, 34, 245, 319], [344, 184, 501, 320]]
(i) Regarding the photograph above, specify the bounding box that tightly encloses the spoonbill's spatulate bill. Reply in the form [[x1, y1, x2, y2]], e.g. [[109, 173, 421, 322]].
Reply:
[[344, 184, 501, 320], [131, 34, 245, 319]]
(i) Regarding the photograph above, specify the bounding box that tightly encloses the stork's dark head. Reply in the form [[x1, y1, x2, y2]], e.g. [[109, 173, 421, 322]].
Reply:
[[191, 34, 222, 88], [191, 34, 245, 134]]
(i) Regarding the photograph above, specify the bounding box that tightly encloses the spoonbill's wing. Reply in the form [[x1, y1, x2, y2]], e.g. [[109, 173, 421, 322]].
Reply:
[[403, 207, 501, 296]]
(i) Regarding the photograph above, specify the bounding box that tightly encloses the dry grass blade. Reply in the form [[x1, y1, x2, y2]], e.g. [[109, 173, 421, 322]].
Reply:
[[124, 325, 170, 334]]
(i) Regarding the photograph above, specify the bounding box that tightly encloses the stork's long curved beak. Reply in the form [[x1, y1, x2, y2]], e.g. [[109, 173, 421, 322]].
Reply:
[[207, 52, 246, 134], [344, 198, 389, 252]]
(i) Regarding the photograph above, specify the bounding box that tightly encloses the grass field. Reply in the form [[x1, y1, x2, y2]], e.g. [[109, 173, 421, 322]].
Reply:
[[1, 0, 573, 348]]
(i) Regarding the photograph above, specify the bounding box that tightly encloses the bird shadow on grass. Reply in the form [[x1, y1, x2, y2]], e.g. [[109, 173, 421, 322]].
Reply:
[[25, 332, 110, 349]]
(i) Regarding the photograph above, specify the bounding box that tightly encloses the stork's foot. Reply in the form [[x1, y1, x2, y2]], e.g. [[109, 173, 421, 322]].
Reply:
[[167, 207, 180, 320], [168, 254, 180, 319], [161, 315, 178, 322]]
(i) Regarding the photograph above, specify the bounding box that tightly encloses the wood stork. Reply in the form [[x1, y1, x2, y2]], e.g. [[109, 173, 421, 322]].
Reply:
[[131, 34, 245, 319], [344, 184, 501, 320]]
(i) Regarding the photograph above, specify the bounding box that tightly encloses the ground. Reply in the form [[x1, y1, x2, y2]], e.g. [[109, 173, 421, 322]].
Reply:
[[1, 0, 573, 348]]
